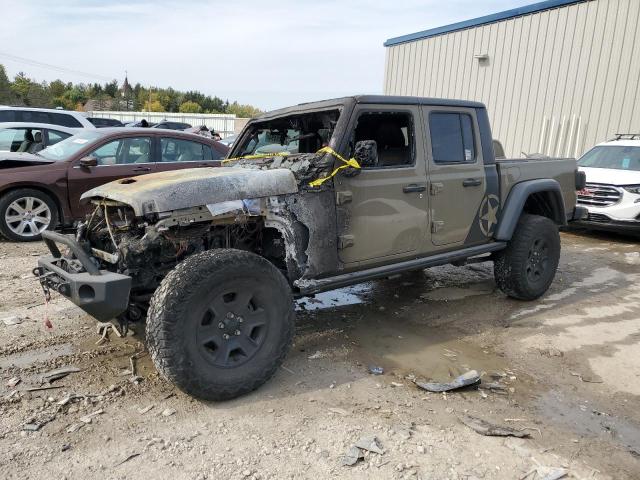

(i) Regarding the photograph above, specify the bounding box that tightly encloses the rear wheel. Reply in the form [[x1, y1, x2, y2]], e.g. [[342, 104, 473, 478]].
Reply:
[[493, 214, 560, 300], [146, 249, 295, 401], [0, 189, 58, 242]]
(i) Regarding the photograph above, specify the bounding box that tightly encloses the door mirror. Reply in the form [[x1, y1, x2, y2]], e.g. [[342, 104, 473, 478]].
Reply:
[[79, 156, 98, 168], [353, 140, 378, 168]]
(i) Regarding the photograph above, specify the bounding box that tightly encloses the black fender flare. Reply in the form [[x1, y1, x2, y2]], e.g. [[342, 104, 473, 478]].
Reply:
[[494, 179, 566, 241]]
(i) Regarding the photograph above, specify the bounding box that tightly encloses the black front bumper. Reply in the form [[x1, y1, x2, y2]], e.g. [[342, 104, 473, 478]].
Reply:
[[35, 231, 132, 322], [572, 210, 640, 234]]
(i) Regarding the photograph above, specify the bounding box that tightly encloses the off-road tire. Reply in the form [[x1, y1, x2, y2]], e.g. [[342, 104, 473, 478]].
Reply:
[[493, 214, 560, 300], [146, 249, 295, 401], [0, 188, 58, 242]]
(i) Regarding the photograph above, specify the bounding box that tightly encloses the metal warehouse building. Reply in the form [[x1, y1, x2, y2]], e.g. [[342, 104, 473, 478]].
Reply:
[[383, 0, 640, 158]]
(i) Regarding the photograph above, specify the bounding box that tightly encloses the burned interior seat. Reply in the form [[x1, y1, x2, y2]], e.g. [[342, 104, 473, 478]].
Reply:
[[375, 122, 408, 166]]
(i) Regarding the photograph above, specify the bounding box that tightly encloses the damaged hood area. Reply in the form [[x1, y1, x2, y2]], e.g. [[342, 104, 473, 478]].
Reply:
[[80, 166, 298, 216]]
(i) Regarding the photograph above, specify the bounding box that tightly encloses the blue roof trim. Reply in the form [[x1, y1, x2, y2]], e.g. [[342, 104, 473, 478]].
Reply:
[[384, 0, 584, 46]]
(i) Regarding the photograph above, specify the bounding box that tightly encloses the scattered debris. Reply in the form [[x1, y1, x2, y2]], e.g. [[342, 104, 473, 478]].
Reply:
[[138, 405, 154, 414], [390, 382, 404, 388], [520, 466, 568, 480], [415, 370, 480, 392], [2, 315, 23, 326], [341, 435, 384, 466], [6, 377, 20, 388], [459, 414, 531, 438], [478, 382, 509, 395], [114, 452, 141, 467], [96, 321, 123, 345], [341, 446, 364, 466], [354, 435, 385, 454], [308, 351, 325, 359], [368, 365, 384, 375], [161, 408, 176, 417], [26, 385, 66, 392], [22, 423, 42, 432], [61, 444, 71, 452], [41, 366, 81, 384], [79, 409, 104, 424], [328, 407, 349, 416], [570, 371, 603, 383]]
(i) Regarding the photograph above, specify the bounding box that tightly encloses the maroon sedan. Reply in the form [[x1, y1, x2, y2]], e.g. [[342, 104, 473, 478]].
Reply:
[[0, 128, 229, 241]]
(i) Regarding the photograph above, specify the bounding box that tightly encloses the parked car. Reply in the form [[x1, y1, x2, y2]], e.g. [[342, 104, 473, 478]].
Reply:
[[35, 95, 585, 401], [218, 133, 237, 147], [576, 134, 640, 233], [0, 106, 95, 129], [0, 123, 76, 153], [124, 120, 156, 128], [151, 121, 192, 130], [87, 117, 124, 128], [0, 128, 229, 241]]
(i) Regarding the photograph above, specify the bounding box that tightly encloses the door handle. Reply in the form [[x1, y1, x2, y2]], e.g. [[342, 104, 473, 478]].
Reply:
[[462, 178, 482, 187], [132, 166, 151, 172], [403, 184, 427, 193]]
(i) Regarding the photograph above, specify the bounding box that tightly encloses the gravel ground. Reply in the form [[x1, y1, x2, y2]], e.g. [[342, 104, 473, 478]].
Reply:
[[0, 229, 638, 479]]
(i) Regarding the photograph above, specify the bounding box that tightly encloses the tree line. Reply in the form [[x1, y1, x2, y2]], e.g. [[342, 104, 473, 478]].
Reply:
[[0, 64, 263, 118]]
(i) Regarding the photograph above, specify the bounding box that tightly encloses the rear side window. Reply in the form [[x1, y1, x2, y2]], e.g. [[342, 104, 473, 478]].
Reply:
[[48, 112, 83, 128], [160, 137, 222, 161], [429, 112, 476, 163], [0, 111, 16, 122], [47, 130, 71, 145]]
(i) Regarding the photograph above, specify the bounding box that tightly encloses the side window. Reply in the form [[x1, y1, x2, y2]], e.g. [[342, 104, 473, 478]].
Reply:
[[49, 112, 83, 128], [0, 128, 28, 151], [160, 138, 205, 162], [429, 112, 476, 163], [353, 111, 415, 168], [47, 130, 71, 145], [90, 137, 151, 165], [20, 111, 50, 123], [0, 111, 16, 122]]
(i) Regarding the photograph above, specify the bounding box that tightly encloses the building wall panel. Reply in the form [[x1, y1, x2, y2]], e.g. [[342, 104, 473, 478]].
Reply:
[[383, 0, 640, 158]]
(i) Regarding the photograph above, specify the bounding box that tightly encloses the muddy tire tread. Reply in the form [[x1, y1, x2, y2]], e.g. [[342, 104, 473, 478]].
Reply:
[[146, 249, 294, 401]]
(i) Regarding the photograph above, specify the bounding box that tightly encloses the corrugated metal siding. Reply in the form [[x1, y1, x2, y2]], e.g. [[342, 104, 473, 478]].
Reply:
[[383, 0, 640, 158]]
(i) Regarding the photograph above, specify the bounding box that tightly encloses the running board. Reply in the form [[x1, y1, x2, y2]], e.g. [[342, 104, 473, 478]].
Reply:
[[295, 242, 506, 295]]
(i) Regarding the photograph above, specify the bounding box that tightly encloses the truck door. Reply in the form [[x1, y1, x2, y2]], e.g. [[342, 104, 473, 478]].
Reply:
[[422, 107, 489, 247], [334, 105, 429, 267]]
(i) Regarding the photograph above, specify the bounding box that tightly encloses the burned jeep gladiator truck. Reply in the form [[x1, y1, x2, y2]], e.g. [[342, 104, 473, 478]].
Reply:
[[35, 95, 587, 400]]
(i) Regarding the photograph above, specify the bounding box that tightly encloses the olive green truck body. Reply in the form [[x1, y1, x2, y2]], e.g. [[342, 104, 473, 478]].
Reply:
[[34, 95, 587, 400]]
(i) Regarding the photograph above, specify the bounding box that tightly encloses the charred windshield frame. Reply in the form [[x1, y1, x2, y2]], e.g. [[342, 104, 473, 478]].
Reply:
[[234, 109, 342, 157]]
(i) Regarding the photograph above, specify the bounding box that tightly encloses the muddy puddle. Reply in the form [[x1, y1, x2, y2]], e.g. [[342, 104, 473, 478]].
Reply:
[[537, 389, 640, 455], [349, 319, 507, 382], [296, 283, 372, 311]]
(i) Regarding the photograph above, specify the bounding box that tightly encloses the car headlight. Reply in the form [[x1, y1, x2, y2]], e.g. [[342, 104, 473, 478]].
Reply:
[[623, 185, 640, 194]]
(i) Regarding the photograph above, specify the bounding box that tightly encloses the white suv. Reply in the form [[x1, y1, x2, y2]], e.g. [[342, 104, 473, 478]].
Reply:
[[0, 106, 94, 129], [577, 134, 640, 233]]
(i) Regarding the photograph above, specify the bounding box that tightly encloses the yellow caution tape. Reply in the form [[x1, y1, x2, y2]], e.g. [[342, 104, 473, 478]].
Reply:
[[308, 146, 361, 187], [221, 151, 291, 164], [221, 145, 361, 187]]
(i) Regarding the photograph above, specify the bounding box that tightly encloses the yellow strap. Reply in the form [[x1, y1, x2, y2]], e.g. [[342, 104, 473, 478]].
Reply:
[[308, 146, 361, 187], [221, 145, 361, 187], [221, 151, 291, 164]]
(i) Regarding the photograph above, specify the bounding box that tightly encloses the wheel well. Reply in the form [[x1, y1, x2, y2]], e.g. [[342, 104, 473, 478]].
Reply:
[[0, 185, 64, 223], [522, 191, 564, 225]]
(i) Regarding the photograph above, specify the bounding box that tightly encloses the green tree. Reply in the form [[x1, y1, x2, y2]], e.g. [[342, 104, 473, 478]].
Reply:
[[227, 101, 263, 118], [0, 65, 16, 104], [104, 80, 119, 97], [179, 100, 202, 113]]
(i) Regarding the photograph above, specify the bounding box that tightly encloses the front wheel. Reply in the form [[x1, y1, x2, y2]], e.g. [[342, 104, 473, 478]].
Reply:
[[146, 249, 295, 401], [493, 214, 561, 300]]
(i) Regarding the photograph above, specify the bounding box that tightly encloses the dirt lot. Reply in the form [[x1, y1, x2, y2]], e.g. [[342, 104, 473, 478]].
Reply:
[[0, 229, 639, 479]]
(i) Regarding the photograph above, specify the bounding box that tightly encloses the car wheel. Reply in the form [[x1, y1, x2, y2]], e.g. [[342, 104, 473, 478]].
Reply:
[[146, 249, 295, 401], [0, 189, 58, 242], [493, 214, 560, 300]]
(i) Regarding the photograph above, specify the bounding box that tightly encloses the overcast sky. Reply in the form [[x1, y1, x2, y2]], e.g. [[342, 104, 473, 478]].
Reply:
[[1, 0, 534, 110]]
